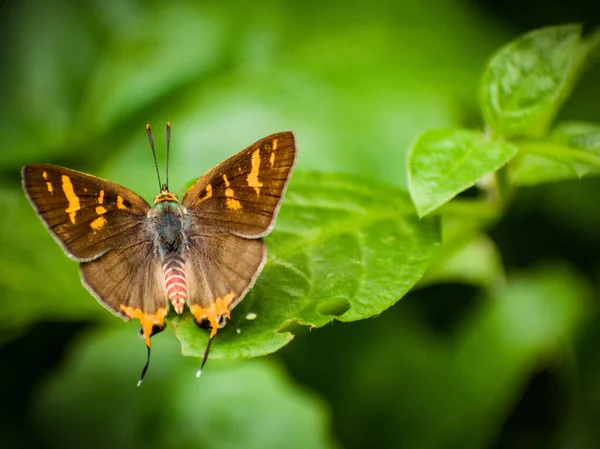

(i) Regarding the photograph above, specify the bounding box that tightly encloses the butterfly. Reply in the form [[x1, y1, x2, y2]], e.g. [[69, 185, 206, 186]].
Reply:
[[22, 124, 296, 383]]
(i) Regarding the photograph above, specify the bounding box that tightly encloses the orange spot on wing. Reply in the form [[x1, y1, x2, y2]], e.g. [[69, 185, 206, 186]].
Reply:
[[61, 175, 81, 224], [42, 171, 48, 180], [98, 190, 104, 204], [117, 195, 127, 209], [190, 293, 234, 339], [201, 184, 213, 202], [226, 198, 242, 210], [247, 149, 263, 195], [270, 139, 278, 167], [90, 215, 107, 231], [46, 182, 53, 193], [223, 176, 242, 210], [96, 206, 107, 215], [120, 305, 168, 347]]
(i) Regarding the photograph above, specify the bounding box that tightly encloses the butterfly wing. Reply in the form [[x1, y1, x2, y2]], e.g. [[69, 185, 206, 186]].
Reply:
[[23, 164, 168, 344], [79, 242, 168, 346], [182, 132, 296, 334], [22, 164, 151, 261], [182, 131, 296, 237], [185, 232, 265, 337]]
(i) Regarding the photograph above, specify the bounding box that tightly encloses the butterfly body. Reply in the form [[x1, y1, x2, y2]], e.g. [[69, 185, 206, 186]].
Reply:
[[22, 131, 296, 355]]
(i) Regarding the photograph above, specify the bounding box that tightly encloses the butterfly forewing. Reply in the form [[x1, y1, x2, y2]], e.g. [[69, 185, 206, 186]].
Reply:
[[22, 164, 150, 261], [182, 132, 296, 238]]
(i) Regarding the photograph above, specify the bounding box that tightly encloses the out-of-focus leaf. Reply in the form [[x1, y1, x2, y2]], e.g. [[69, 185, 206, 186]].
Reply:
[[510, 153, 578, 186], [512, 121, 600, 185], [408, 128, 517, 217], [0, 187, 108, 331], [551, 121, 600, 153], [480, 24, 582, 137], [79, 3, 227, 132], [34, 327, 338, 449], [342, 264, 590, 448], [419, 232, 505, 289], [172, 172, 440, 359]]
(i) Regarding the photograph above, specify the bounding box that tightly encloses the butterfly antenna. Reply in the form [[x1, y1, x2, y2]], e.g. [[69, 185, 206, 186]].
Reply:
[[165, 122, 171, 191], [137, 344, 151, 387], [146, 124, 163, 191], [196, 336, 214, 378]]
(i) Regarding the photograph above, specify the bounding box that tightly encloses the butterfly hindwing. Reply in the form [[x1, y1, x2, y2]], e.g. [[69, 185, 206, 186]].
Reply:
[[79, 242, 169, 345], [185, 233, 266, 336], [182, 131, 296, 238], [22, 164, 151, 261]]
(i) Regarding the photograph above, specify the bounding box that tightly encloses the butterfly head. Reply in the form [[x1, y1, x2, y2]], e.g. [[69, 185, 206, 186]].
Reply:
[[153, 190, 179, 205]]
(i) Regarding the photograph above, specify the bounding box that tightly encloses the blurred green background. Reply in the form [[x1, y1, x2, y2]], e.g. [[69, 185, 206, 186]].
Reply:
[[2, 0, 600, 448]]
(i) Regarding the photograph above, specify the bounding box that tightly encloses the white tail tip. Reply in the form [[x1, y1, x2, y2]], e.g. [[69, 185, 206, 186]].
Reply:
[[196, 369, 202, 378]]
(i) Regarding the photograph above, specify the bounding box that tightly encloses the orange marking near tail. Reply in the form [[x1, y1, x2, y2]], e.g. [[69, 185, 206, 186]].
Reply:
[[120, 305, 168, 347], [190, 292, 234, 339]]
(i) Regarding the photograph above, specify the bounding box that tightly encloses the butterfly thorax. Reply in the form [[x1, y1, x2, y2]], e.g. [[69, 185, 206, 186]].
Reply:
[[148, 192, 189, 314]]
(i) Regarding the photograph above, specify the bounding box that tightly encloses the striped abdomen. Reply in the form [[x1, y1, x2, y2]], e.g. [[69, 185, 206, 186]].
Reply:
[[163, 256, 186, 314]]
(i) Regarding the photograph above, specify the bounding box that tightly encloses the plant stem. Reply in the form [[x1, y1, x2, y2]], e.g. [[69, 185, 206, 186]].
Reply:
[[494, 164, 512, 210]]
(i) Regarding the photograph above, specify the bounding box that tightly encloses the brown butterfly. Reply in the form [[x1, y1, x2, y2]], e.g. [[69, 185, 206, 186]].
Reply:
[[22, 124, 296, 383]]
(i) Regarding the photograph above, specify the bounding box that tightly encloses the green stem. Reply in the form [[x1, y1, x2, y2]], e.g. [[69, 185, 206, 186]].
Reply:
[[494, 164, 512, 210]]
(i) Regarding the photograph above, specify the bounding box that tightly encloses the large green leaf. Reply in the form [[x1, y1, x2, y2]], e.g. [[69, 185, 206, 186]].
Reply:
[[35, 327, 339, 449], [480, 24, 582, 137], [408, 128, 517, 217], [172, 172, 440, 359]]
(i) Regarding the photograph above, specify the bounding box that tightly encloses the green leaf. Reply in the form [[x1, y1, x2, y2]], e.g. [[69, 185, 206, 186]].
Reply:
[[512, 121, 600, 185], [344, 264, 590, 448], [35, 327, 339, 449], [419, 232, 505, 289], [551, 121, 600, 153], [480, 24, 582, 137], [408, 128, 517, 217], [172, 172, 441, 359]]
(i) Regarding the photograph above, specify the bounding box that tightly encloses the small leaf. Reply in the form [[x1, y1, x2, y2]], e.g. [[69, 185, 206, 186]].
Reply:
[[172, 172, 441, 359], [511, 153, 578, 186], [408, 128, 517, 217], [480, 24, 582, 137], [419, 232, 505, 289], [512, 121, 600, 185], [551, 121, 600, 153]]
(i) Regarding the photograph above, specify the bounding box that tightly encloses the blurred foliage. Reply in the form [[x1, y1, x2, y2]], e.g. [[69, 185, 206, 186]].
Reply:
[[2, 1, 600, 449], [34, 327, 338, 449]]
